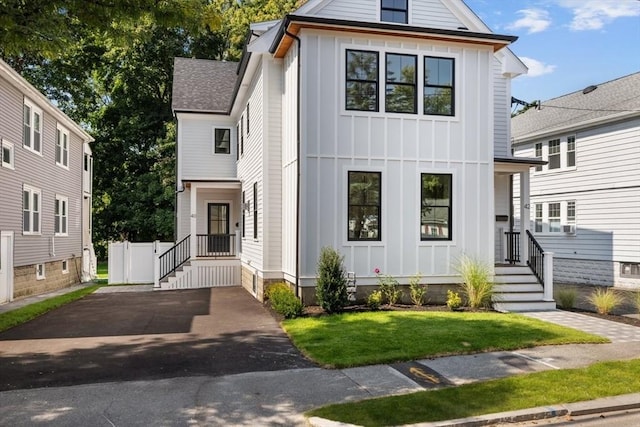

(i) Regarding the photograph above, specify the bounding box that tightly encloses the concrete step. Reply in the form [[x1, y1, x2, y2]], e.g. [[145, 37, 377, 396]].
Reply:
[[494, 300, 557, 312], [494, 283, 543, 293]]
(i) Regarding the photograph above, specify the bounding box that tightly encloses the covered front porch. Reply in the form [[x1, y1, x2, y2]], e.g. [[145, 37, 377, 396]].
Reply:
[[155, 181, 243, 289]]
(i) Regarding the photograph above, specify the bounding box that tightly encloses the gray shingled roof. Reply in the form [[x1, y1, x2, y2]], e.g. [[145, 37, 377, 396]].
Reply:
[[172, 58, 238, 113], [512, 72, 640, 142]]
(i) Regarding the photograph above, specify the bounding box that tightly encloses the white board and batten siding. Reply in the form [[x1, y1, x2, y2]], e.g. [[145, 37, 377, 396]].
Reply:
[[493, 57, 510, 158], [0, 73, 85, 268], [309, 0, 464, 30], [297, 29, 496, 286], [513, 118, 640, 273]]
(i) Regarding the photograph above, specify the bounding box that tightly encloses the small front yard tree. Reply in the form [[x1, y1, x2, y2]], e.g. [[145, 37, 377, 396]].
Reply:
[[316, 247, 348, 313]]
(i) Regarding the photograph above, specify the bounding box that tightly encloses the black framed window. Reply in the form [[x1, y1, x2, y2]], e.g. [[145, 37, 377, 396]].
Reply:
[[236, 124, 240, 160], [246, 103, 250, 135], [424, 57, 454, 116], [385, 53, 417, 113], [346, 50, 379, 112], [240, 119, 244, 156], [253, 182, 258, 239], [381, 0, 407, 24], [421, 174, 452, 241], [242, 191, 246, 238], [214, 128, 231, 154], [348, 171, 381, 241]]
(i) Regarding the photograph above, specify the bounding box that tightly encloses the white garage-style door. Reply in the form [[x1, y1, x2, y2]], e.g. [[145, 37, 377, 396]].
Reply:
[[0, 232, 14, 304]]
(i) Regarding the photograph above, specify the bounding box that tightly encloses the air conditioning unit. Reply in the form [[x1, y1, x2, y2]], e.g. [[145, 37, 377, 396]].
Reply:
[[562, 224, 575, 234]]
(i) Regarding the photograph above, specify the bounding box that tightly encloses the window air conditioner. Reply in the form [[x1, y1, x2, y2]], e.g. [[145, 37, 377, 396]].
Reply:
[[562, 224, 575, 234]]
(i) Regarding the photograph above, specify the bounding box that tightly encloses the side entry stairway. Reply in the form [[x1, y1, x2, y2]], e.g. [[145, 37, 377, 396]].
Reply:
[[493, 265, 556, 312]]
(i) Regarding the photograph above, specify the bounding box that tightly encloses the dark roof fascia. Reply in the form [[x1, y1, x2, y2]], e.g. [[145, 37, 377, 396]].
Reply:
[[173, 109, 231, 115], [228, 43, 253, 115], [494, 157, 547, 166], [182, 179, 242, 183], [269, 14, 518, 53]]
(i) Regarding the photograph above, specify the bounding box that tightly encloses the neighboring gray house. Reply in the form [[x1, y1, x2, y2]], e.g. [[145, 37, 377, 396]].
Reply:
[[512, 72, 640, 289], [0, 59, 96, 303]]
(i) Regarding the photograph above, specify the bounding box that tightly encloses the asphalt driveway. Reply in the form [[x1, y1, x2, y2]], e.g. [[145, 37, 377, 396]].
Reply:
[[0, 287, 314, 391]]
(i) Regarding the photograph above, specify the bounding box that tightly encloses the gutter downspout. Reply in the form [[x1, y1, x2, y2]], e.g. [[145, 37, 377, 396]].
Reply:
[[286, 29, 302, 300]]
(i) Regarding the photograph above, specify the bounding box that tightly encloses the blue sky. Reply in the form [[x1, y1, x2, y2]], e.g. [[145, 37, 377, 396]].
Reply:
[[465, 0, 640, 105]]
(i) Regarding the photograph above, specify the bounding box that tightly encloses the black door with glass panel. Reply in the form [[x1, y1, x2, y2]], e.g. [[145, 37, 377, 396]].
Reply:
[[208, 203, 230, 254]]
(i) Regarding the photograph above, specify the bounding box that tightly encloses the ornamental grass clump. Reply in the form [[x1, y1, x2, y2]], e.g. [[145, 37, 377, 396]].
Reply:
[[587, 287, 622, 315], [409, 273, 426, 306], [557, 288, 578, 310], [454, 255, 494, 309], [316, 247, 348, 314]]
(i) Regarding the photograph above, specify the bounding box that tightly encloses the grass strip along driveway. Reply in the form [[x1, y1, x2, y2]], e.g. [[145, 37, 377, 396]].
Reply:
[[283, 311, 607, 368], [307, 359, 640, 426]]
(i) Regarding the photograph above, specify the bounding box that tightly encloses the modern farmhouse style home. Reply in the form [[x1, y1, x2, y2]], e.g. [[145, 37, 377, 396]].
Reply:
[[0, 59, 96, 304], [165, 0, 553, 311]]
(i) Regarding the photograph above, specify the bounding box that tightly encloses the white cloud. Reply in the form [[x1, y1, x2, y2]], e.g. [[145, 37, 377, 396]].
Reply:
[[558, 0, 640, 31], [507, 9, 552, 33], [520, 57, 557, 77]]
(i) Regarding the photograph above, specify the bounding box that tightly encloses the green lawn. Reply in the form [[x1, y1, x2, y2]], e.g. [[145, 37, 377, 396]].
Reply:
[[283, 311, 607, 368], [308, 359, 640, 426], [95, 261, 108, 284], [0, 285, 101, 333]]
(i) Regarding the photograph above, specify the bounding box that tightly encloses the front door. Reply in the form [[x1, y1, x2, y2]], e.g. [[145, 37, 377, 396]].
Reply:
[[208, 203, 230, 254]]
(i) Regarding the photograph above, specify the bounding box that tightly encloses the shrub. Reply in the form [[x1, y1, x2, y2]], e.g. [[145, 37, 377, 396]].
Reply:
[[634, 291, 640, 315], [267, 282, 303, 319], [557, 288, 578, 309], [409, 273, 426, 306], [453, 255, 494, 309], [367, 290, 383, 310], [265, 282, 290, 300], [374, 268, 402, 306], [446, 290, 462, 311], [587, 287, 622, 315], [316, 247, 348, 314]]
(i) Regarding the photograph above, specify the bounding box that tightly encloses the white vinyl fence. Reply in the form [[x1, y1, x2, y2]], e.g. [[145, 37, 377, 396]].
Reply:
[[108, 241, 173, 284]]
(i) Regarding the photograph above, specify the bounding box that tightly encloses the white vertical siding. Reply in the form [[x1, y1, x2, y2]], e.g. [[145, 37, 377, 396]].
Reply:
[[493, 57, 509, 158], [513, 118, 640, 266], [298, 29, 496, 286]]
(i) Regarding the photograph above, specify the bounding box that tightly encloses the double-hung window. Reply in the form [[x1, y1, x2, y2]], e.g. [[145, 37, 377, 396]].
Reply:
[[23, 185, 41, 234], [348, 171, 381, 241], [548, 139, 560, 169], [1, 139, 14, 169], [55, 195, 68, 236], [548, 202, 561, 232], [214, 128, 231, 154], [56, 124, 69, 168], [420, 173, 452, 240], [346, 50, 379, 112], [242, 191, 246, 238], [424, 57, 454, 116], [534, 143, 543, 172], [535, 204, 543, 232], [381, 0, 408, 24], [240, 119, 244, 156], [23, 100, 43, 154], [385, 53, 417, 114]]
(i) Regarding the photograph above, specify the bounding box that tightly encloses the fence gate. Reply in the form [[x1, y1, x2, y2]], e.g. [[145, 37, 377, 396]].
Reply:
[[108, 241, 172, 284], [0, 232, 14, 304]]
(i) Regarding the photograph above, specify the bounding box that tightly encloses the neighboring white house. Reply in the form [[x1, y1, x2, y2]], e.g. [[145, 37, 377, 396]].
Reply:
[[0, 59, 96, 304], [167, 0, 554, 311], [512, 72, 640, 289]]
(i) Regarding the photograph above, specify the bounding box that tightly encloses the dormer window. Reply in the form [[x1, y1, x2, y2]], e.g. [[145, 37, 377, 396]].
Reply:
[[381, 0, 408, 24]]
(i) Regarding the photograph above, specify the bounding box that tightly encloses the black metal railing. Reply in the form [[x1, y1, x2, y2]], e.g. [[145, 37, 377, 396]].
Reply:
[[504, 231, 520, 264], [196, 234, 236, 257], [526, 230, 544, 286], [159, 235, 190, 281]]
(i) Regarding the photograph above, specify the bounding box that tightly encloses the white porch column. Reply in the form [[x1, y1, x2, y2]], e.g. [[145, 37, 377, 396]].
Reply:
[[519, 170, 531, 264], [190, 183, 198, 258], [543, 251, 554, 301]]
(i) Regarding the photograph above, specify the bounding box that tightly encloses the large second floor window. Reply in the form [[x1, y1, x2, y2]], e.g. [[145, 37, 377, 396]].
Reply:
[[348, 171, 381, 241], [381, 0, 407, 23], [548, 139, 560, 169], [214, 128, 231, 154], [23, 100, 43, 154], [385, 53, 417, 114], [421, 173, 452, 240], [424, 57, 454, 116], [567, 136, 576, 167], [23, 185, 41, 234], [346, 50, 379, 112], [56, 125, 69, 168]]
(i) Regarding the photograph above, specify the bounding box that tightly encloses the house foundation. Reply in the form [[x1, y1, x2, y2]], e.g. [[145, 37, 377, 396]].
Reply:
[[13, 257, 83, 299]]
